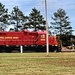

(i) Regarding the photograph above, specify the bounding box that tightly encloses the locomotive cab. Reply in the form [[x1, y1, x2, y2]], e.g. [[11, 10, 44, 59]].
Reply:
[[36, 30, 59, 52], [49, 36, 59, 52], [36, 31, 46, 46]]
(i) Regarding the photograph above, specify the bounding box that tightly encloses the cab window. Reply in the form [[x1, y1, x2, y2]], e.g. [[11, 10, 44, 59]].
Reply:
[[41, 34, 45, 38]]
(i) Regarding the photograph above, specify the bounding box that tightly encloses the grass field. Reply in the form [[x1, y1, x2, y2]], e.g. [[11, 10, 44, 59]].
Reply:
[[0, 52, 75, 75]]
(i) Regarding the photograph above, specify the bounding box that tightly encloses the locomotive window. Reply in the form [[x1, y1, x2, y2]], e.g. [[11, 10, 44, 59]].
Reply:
[[41, 34, 45, 38]]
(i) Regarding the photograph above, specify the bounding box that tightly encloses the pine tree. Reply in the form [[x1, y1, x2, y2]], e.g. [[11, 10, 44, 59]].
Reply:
[[10, 6, 27, 31], [51, 8, 73, 46], [51, 8, 73, 35], [0, 2, 9, 31], [26, 8, 46, 31]]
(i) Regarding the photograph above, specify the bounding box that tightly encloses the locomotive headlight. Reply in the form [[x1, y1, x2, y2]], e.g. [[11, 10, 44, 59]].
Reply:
[[55, 44, 58, 46], [41, 39, 45, 41]]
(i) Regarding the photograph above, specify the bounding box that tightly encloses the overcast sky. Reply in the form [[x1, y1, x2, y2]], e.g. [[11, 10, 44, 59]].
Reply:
[[0, 0, 75, 34]]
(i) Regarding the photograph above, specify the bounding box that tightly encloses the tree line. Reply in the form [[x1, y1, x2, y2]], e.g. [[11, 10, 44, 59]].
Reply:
[[0, 2, 74, 46], [0, 3, 46, 31]]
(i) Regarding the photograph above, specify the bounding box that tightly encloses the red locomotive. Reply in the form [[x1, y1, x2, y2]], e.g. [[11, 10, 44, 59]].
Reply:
[[0, 30, 60, 52]]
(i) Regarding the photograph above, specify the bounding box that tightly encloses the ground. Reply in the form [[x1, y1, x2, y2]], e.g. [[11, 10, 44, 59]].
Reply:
[[0, 53, 75, 75], [62, 46, 75, 52]]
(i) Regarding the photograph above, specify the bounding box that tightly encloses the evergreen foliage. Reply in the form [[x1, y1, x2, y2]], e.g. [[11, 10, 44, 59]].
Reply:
[[25, 8, 46, 31], [51, 8, 73, 35], [0, 2, 9, 31], [9, 6, 27, 31], [51, 8, 73, 46]]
